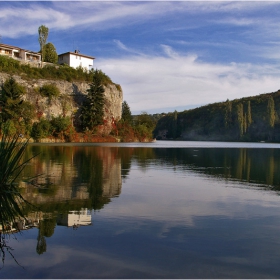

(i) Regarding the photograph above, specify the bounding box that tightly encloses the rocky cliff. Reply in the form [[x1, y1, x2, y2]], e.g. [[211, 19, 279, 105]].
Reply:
[[0, 72, 123, 135]]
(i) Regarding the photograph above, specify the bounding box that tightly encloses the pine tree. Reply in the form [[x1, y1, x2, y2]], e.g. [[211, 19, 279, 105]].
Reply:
[[80, 70, 105, 131], [121, 101, 133, 125], [0, 77, 26, 122]]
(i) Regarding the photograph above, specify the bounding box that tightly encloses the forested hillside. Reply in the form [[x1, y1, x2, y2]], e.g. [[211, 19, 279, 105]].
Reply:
[[154, 90, 280, 142]]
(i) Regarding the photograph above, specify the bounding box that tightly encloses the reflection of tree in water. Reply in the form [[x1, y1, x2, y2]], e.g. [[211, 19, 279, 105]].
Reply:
[[36, 217, 56, 255], [118, 148, 133, 179], [73, 147, 109, 210], [153, 148, 280, 190]]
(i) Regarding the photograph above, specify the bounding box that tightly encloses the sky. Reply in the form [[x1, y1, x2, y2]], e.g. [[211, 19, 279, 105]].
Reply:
[[1, 1, 280, 114]]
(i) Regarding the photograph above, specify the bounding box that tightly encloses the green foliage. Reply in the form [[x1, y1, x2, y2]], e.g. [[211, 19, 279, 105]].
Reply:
[[80, 70, 105, 131], [225, 99, 232, 128], [43, 42, 58, 64], [154, 90, 280, 142], [0, 77, 25, 101], [134, 112, 156, 140], [0, 55, 119, 86], [247, 101, 252, 126], [267, 96, 275, 128], [1, 120, 16, 136], [121, 101, 133, 125], [50, 116, 71, 138], [38, 25, 49, 62], [0, 133, 34, 232], [31, 119, 52, 140], [0, 77, 35, 136], [39, 83, 60, 99]]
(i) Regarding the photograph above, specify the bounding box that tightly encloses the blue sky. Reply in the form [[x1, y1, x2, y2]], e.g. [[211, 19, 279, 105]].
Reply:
[[1, 1, 280, 114]]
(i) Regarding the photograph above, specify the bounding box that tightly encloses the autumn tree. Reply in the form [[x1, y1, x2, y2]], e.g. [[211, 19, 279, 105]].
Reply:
[[38, 25, 49, 63], [80, 70, 105, 131]]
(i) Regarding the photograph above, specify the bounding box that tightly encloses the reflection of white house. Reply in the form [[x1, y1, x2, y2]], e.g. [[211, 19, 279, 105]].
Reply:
[[58, 50, 95, 70], [57, 208, 92, 227], [0, 43, 41, 63]]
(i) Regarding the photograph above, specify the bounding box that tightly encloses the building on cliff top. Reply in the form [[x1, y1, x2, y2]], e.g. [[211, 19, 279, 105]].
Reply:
[[58, 50, 95, 71], [0, 43, 41, 66], [0, 43, 95, 70]]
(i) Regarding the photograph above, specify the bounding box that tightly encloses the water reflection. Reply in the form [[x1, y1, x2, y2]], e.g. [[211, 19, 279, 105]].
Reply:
[[2, 144, 280, 277], [19, 146, 280, 215], [11, 146, 280, 255]]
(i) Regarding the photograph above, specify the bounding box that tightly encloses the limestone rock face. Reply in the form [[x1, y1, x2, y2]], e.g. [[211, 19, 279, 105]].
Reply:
[[0, 73, 123, 134]]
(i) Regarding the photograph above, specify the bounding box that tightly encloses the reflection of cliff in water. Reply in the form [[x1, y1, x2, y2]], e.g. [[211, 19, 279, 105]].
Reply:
[[19, 146, 280, 209], [19, 146, 123, 212]]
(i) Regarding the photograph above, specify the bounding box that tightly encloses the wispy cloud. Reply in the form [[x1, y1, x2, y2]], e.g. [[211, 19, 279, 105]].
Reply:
[[96, 46, 280, 114]]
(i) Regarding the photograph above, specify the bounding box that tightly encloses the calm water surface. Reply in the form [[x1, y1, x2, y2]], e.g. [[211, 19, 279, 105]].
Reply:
[[1, 141, 280, 278]]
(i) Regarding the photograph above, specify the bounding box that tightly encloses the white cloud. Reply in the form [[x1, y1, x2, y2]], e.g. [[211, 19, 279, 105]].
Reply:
[[95, 47, 280, 114]]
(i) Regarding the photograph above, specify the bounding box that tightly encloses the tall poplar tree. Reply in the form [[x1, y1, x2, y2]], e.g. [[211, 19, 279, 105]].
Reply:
[[225, 99, 232, 128], [267, 96, 275, 128], [38, 25, 49, 63], [237, 103, 244, 137], [80, 70, 105, 131], [247, 101, 252, 126]]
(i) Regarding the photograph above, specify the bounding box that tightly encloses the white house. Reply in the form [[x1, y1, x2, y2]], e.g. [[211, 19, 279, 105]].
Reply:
[[0, 43, 41, 64], [58, 50, 95, 71]]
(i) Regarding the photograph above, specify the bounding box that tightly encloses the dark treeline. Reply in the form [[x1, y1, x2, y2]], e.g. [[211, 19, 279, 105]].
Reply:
[[154, 90, 280, 142]]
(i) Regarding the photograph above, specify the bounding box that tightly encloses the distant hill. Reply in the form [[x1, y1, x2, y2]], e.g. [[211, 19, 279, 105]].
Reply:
[[153, 90, 280, 142]]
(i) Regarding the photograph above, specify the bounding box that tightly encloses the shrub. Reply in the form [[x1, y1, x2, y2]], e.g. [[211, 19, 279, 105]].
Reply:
[[39, 84, 60, 99], [31, 119, 52, 140], [50, 116, 71, 138]]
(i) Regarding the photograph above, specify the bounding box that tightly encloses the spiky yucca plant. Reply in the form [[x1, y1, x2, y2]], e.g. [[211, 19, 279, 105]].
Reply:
[[0, 133, 34, 232]]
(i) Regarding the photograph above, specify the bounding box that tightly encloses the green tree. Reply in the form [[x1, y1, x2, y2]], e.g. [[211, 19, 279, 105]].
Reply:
[[171, 110, 178, 139], [0, 77, 26, 122], [80, 70, 105, 131], [31, 119, 52, 140], [121, 101, 133, 125], [237, 103, 244, 137], [247, 100, 252, 126], [134, 112, 156, 140], [44, 42, 58, 64], [38, 25, 49, 63], [225, 99, 232, 128], [50, 116, 71, 138], [267, 96, 275, 128]]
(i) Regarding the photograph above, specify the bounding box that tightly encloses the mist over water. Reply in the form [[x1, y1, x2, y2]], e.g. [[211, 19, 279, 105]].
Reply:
[[1, 141, 280, 279]]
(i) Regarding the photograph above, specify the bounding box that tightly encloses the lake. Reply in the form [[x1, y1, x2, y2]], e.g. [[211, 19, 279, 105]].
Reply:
[[1, 141, 280, 278]]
